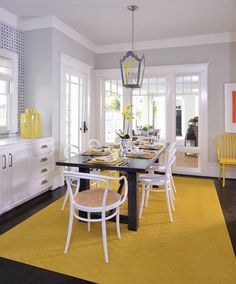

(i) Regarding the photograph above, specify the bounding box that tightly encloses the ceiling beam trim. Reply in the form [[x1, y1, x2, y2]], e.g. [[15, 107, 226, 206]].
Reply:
[[96, 32, 236, 54]]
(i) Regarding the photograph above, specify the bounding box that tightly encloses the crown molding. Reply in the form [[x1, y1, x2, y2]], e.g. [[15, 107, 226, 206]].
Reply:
[[96, 32, 236, 54], [1, 6, 235, 55], [21, 16, 96, 52], [0, 7, 19, 28]]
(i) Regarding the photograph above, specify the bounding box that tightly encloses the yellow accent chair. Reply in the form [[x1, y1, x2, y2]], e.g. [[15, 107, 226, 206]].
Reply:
[[217, 134, 236, 187]]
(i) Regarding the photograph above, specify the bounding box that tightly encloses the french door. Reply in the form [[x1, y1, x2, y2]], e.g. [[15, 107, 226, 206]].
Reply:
[[60, 66, 88, 156]]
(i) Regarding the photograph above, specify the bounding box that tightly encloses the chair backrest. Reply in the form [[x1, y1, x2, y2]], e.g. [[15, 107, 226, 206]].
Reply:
[[64, 171, 128, 211], [164, 142, 176, 178], [88, 139, 102, 149], [64, 144, 79, 159], [217, 134, 236, 160]]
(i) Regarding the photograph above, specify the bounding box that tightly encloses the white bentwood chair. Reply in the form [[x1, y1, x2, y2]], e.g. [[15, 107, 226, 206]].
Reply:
[[148, 142, 177, 195], [139, 146, 176, 222], [64, 171, 128, 263], [61, 144, 80, 211]]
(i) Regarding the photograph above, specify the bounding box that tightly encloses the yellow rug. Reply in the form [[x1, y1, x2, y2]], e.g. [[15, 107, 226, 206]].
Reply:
[[0, 177, 235, 284]]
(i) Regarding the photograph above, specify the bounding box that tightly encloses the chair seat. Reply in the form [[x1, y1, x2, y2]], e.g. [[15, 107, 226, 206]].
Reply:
[[74, 188, 121, 208], [139, 173, 168, 185], [218, 158, 236, 165]]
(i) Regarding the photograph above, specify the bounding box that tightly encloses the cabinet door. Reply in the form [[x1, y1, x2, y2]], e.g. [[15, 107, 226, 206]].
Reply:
[[7, 144, 32, 206], [0, 148, 8, 213]]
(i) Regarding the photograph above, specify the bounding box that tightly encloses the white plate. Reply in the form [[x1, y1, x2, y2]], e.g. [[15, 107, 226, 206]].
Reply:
[[130, 150, 146, 156]]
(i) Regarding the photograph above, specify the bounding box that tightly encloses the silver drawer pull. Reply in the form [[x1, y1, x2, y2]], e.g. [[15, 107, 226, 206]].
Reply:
[[41, 168, 48, 173], [9, 153, 13, 167], [41, 144, 48, 149], [2, 154, 6, 169], [41, 158, 48, 163], [41, 180, 48, 185]]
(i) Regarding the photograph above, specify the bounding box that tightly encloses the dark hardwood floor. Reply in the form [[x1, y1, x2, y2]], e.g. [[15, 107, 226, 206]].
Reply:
[[214, 178, 236, 255], [0, 177, 235, 283]]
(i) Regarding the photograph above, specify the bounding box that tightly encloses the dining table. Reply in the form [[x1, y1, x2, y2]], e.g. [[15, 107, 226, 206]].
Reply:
[[56, 144, 168, 231]]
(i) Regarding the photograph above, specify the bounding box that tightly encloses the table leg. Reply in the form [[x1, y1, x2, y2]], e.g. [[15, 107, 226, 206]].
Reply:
[[127, 171, 139, 231], [78, 167, 90, 220], [79, 167, 90, 191]]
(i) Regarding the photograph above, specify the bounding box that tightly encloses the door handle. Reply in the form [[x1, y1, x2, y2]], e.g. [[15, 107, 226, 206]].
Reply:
[[9, 153, 13, 167], [83, 121, 88, 133], [2, 154, 6, 169]]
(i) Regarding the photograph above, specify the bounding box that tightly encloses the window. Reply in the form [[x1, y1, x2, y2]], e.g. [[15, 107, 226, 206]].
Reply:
[[0, 50, 18, 133], [132, 78, 167, 140], [104, 80, 123, 143]]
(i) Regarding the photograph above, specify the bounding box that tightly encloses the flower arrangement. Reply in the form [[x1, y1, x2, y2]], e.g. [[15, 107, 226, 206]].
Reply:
[[117, 104, 134, 139]]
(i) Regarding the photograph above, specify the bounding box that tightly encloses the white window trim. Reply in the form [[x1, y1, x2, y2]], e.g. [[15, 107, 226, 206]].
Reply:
[[0, 48, 18, 133], [96, 63, 209, 175]]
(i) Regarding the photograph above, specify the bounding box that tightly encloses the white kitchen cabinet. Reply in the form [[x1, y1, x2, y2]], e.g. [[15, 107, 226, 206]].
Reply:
[[0, 147, 8, 213], [0, 137, 54, 214], [6, 144, 32, 208]]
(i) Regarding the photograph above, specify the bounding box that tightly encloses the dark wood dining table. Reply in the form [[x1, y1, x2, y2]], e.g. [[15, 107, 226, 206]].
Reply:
[[56, 145, 167, 231]]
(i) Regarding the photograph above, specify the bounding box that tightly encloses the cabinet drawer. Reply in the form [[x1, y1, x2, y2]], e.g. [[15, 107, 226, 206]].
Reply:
[[32, 163, 53, 179], [32, 140, 54, 155], [34, 152, 53, 166], [30, 175, 53, 193]]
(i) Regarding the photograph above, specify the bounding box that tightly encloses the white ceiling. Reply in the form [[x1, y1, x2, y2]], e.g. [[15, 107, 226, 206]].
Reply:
[[0, 0, 236, 46]]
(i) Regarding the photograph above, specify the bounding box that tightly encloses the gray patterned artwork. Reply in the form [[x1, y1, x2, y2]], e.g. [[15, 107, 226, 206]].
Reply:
[[0, 21, 24, 137]]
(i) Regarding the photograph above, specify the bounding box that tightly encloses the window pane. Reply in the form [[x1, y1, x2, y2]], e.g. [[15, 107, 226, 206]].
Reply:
[[65, 73, 83, 149], [175, 151, 198, 168], [175, 75, 199, 150], [132, 77, 167, 140], [104, 80, 123, 143], [0, 56, 12, 76], [0, 80, 7, 93], [0, 94, 7, 128]]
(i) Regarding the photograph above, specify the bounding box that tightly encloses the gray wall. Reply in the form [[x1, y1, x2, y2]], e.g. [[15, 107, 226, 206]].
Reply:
[[24, 28, 95, 138], [24, 28, 53, 136], [96, 43, 236, 163]]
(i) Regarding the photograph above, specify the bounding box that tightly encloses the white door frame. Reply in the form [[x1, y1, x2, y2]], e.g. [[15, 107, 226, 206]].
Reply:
[[60, 54, 93, 158]]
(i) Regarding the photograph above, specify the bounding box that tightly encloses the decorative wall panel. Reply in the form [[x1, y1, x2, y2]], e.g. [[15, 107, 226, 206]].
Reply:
[[0, 21, 24, 137]]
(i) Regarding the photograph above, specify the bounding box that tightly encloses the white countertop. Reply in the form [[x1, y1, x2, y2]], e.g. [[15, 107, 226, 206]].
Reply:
[[0, 136, 53, 147]]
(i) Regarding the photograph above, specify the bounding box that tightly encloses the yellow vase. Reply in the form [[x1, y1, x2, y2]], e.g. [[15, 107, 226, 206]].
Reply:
[[20, 108, 41, 138]]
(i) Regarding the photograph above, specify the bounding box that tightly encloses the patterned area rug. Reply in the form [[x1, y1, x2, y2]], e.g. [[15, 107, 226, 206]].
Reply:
[[0, 177, 235, 284]]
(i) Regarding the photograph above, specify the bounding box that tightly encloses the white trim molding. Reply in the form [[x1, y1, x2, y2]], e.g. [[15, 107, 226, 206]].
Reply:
[[21, 16, 96, 52], [96, 32, 236, 54], [0, 7, 20, 28]]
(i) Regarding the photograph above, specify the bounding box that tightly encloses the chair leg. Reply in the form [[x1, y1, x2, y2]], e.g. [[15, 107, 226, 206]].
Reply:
[[222, 164, 225, 187], [218, 165, 222, 180], [139, 184, 146, 218], [165, 187, 173, 222], [116, 208, 121, 239], [87, 212, 91, 232], [171, 175, 177, 194], [169, 188, 175, 211], [170, 183, 175, 201], [101, 215, 109, 263], [64, 209, 74, 253], [145, 189, 150, 207], [61, 190, 69, 211]]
